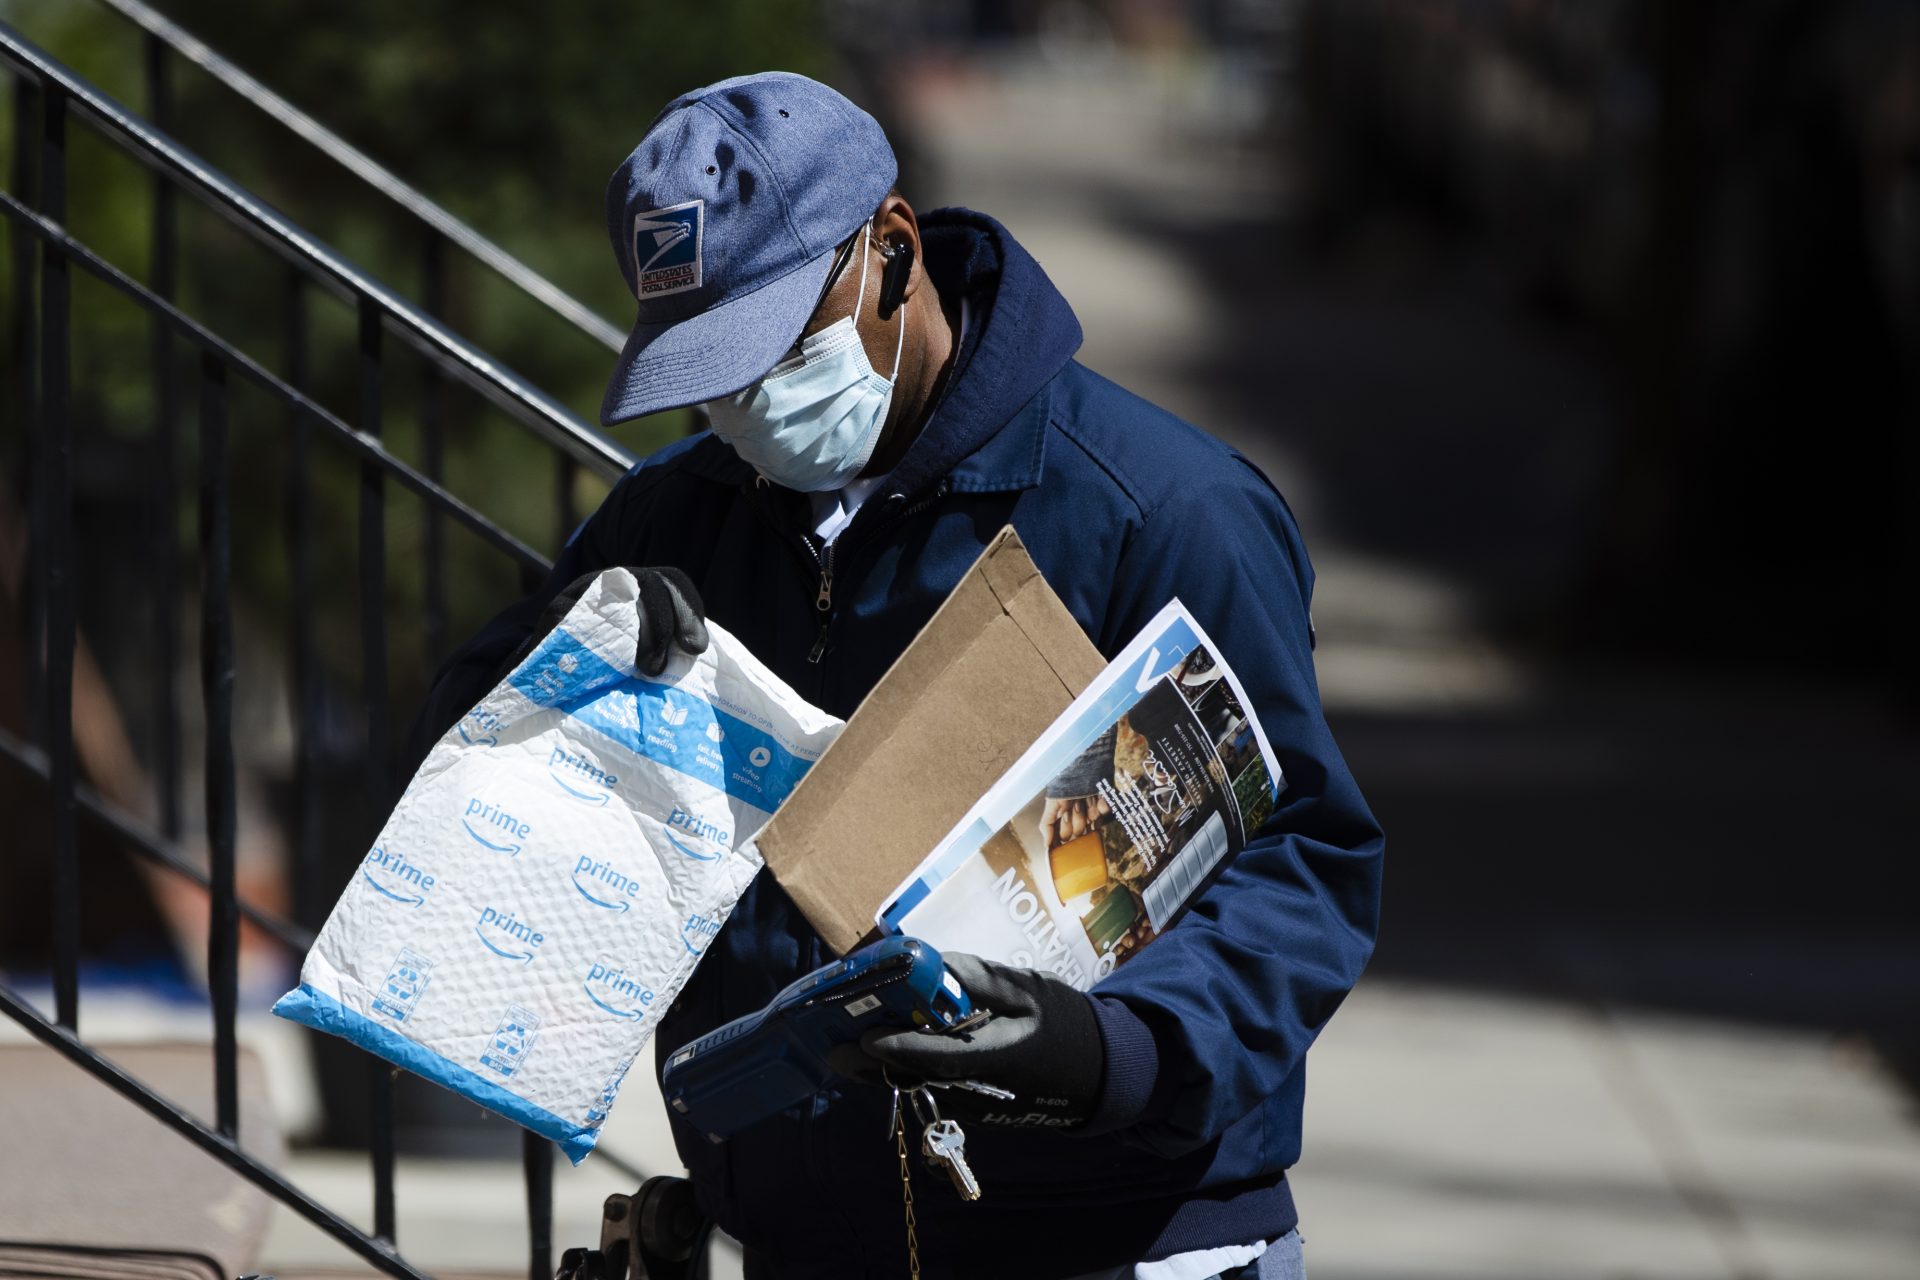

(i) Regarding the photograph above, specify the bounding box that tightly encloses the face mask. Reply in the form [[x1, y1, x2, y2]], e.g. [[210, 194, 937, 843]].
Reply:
[[704, 224, 907, 493]]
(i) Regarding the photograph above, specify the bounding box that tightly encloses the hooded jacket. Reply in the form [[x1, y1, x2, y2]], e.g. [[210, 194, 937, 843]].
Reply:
[[405, 209, 1385, 1279]]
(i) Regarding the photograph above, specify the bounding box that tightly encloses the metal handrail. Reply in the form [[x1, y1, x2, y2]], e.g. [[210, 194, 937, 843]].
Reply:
[[0, 26, 617, 1278], [0, 726, 316, 956], [87, 0, 630, 354], [0, 192, 553, 573], [0, 20, 634, 483]]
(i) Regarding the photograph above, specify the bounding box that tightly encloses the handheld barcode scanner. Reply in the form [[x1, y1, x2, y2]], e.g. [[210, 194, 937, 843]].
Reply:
[[661, 936, 974, 1141]]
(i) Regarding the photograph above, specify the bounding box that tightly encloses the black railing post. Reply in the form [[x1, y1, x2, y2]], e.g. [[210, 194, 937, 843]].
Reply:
[[284, 270, 323, 930], [38, 81, 79, 1033], [523, 1132, 553, 1280], [197, 351, 239, 1141], [358, 293, 389, 842], [9, 76, 42, 748], [144, 27, 182, 842], [555, 454, 579, 557], [421, 229, 448, 672], [358, 294, 398, 1243]]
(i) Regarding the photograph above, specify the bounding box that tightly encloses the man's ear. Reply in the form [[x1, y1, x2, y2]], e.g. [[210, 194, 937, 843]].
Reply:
[[874, 194, 925, 307]]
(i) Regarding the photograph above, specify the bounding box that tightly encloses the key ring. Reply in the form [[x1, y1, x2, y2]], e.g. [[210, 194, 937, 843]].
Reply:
[[908, 1082, 941, 1133]]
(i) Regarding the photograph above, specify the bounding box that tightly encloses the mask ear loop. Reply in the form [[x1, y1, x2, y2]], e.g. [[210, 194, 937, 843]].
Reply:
[[886, 247, 907, 383], [854, 220, 909, 385]]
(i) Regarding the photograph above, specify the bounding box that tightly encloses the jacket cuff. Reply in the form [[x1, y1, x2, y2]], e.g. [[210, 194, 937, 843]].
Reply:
[[1083, 995, 1159, 1134]]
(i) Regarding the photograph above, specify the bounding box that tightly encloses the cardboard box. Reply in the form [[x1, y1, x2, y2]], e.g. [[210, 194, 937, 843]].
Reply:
[[755, 527, 1106, 955]]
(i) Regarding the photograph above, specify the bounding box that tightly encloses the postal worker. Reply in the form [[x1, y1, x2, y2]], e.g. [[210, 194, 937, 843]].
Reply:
[[408, 71, 1383, 1280]]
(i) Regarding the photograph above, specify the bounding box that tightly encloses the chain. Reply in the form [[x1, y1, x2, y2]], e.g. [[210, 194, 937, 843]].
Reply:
[[894, 1101, 921, 1280]]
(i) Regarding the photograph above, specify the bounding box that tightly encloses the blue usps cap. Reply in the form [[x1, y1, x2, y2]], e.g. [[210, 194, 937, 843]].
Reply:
[[599, 72, 898, 427]]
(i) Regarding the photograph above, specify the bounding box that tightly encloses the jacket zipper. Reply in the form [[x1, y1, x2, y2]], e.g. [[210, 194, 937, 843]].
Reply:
[[802, 479, 952, 663], [894, 482, 950, 522], [748, 476, 952, 667], [805, 537, 835, 664], [805, 483, 953, 663]]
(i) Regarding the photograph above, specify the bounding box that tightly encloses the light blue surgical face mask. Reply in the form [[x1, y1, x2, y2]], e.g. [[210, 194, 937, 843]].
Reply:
[[704, 224, 906, 493]]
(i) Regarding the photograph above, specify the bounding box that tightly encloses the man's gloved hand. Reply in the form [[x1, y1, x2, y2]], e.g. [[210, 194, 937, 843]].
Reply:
[[859, 953, 1105, 1129], [623, 566, 709, 676], [527, 566, 709, 676]]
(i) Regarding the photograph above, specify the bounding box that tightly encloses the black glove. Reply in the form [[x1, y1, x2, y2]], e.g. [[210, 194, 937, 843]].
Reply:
[[859, 953, 1105, 1129], [526, 566, 709, 677]]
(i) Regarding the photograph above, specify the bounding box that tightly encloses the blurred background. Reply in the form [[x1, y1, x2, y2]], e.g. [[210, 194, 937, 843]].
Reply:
[[1, 1, 1916, 1277]]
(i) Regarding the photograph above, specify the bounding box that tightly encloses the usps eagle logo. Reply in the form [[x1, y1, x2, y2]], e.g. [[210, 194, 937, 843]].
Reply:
[[632, 200, 704, 299]]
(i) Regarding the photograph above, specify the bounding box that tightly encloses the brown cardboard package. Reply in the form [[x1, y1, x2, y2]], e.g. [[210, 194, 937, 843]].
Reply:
[[754, 527, 1106, 955]]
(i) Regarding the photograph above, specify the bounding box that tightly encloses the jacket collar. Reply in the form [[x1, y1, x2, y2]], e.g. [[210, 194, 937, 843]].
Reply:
[[882, 208, 1081, 498]]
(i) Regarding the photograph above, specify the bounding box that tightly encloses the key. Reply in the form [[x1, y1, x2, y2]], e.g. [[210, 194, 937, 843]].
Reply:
[[885, 1083, 902, 1143], [922, 1118, 982, 1201], [927, 1078, 1015, 1101]]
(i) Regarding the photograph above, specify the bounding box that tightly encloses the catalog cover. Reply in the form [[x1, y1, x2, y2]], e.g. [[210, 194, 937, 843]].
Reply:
[[877, 600, 1283, 989]]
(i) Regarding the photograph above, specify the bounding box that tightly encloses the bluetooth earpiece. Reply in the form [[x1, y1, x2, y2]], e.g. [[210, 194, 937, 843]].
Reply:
[[877, 238, 914, 320]]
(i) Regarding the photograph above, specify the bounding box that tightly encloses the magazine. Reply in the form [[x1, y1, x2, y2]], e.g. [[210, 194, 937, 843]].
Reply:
[[876, 600, 1284, 989]]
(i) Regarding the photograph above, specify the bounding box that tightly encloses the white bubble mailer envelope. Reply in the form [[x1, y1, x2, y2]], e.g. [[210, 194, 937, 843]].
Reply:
[[273, 569, 843, 1162]]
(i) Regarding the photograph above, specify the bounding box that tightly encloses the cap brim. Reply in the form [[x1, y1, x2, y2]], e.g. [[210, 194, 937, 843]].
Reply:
[[599, 247, 839, 427]]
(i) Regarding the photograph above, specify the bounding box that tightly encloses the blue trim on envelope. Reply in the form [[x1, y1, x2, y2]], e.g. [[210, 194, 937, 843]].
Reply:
[[271, 983, 601, 1165], [507, 628, 815, 816]]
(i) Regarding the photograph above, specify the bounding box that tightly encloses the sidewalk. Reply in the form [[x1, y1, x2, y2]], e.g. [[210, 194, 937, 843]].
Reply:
[[252, 984, 1920, 1278], [10, 982, 1908, 1278], [1299, 981, 1920, 1279]]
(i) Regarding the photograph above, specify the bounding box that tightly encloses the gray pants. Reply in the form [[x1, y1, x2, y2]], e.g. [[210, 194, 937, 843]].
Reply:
[[1222, 1227, 1305, 1280], [1067, 1226, 1306, 1280]]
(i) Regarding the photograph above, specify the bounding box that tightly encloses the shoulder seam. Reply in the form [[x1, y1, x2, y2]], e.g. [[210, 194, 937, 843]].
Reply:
[[1051, 363, 1266, 527], [1049, 412, 1152, 520]]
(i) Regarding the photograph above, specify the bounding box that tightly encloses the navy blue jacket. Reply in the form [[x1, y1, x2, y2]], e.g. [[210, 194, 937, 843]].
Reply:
[[406, 210, 1385, 1278]]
